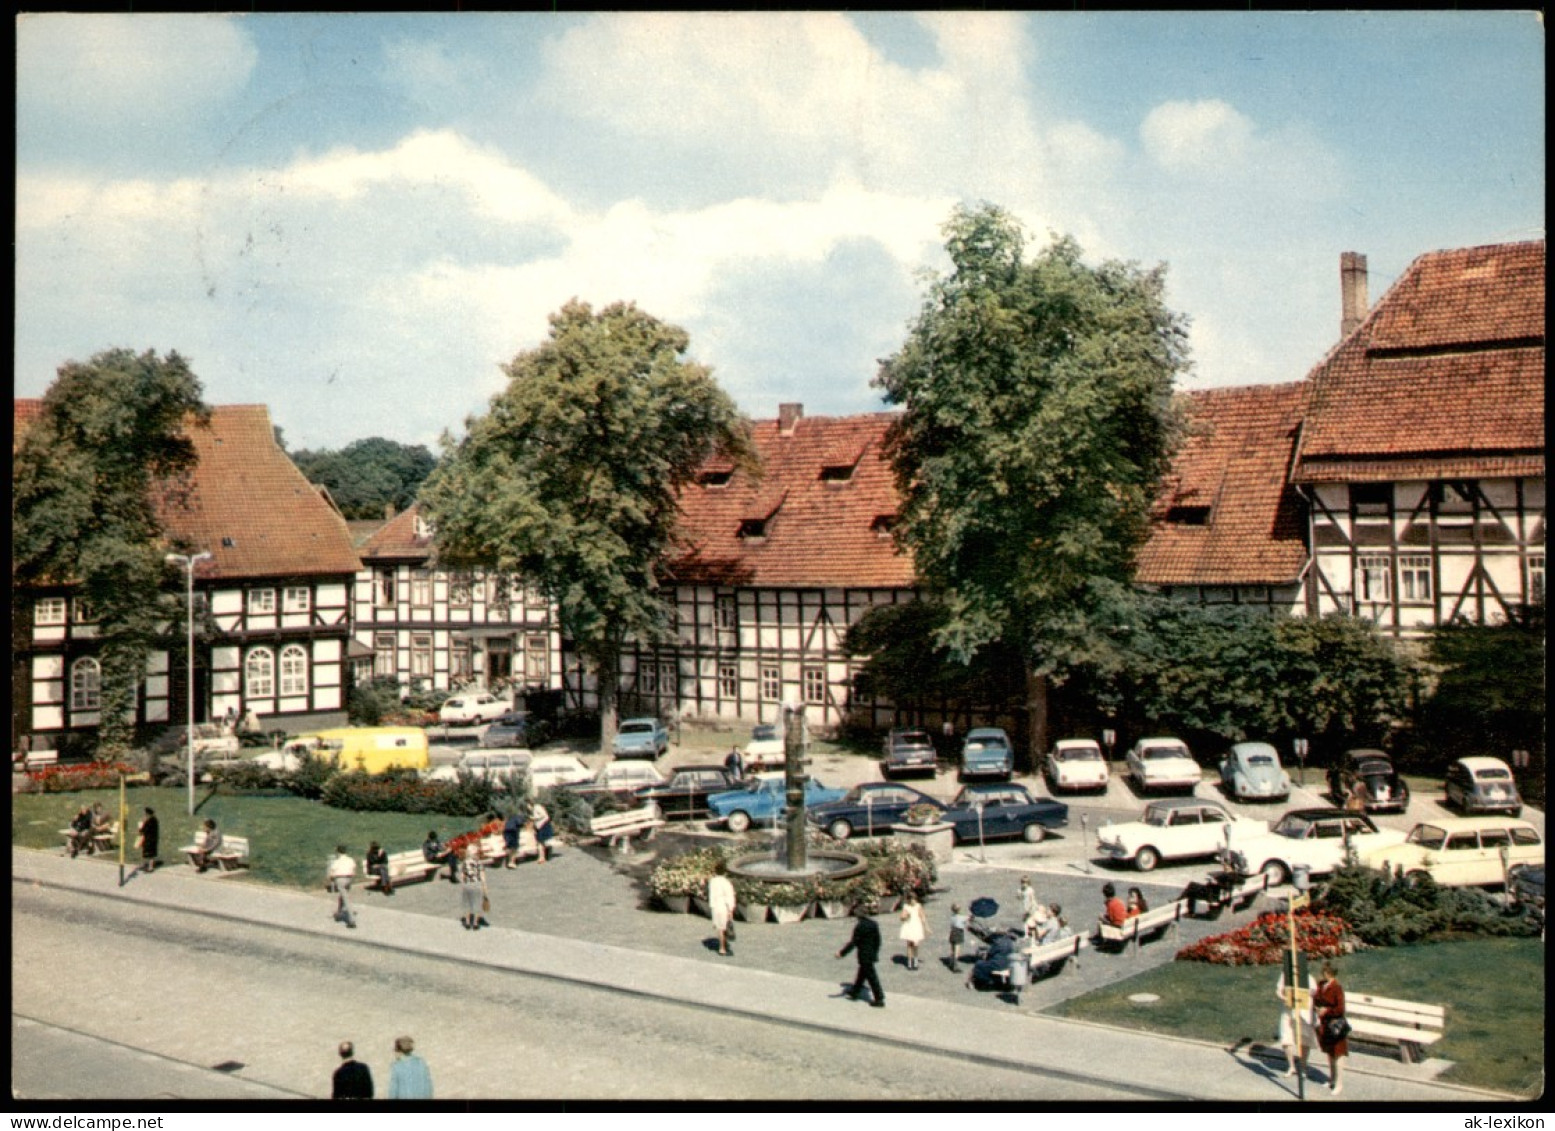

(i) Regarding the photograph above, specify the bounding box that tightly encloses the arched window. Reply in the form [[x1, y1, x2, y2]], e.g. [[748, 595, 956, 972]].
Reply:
[[70, 657, 101, 710], [279, 644, 309, 697], [245, 648, 275, 699]]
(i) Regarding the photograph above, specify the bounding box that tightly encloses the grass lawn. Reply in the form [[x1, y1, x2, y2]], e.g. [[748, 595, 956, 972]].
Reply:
[[1047, 937, 1544, 1097], [11, 786, 487, 890]]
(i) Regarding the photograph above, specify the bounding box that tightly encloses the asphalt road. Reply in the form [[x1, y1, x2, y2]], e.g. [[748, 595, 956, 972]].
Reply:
[[11, 882, 1144, 1102]]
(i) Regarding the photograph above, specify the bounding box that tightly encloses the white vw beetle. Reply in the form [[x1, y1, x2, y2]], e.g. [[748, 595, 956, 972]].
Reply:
[[1097, 798, 1263, 872]]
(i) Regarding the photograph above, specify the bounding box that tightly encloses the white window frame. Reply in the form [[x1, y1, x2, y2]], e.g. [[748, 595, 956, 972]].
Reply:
[[35, 597, 67, 626], [1355, 555, 1392, 605], [70, 657, 101, 710], [715, 595, 736, 630], [760, 666, 781, 702], [247, 588, 277, 615], [245, 648, 275, 699], [1398, 555, 1432, 602], [374, 633, 397, 678], [283, 586, 311, 614], [451, 639, 473, 681], [639, 664, 658, 695], [279, 644, 309, 696], [375, 569, 396, 608], [448, 571, 472, 608], [73, 597, 97, 624], [1530, 555, 1546, 605], [524, 635, 548, 680], [718, 663, 738, 699], [411, 570, 433, 607], [410, 634, 433, 678], [803, 666, 826, 705]]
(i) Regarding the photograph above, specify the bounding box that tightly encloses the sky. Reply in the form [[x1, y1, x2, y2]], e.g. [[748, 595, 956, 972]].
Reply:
[[15, 12, 1545, 453]]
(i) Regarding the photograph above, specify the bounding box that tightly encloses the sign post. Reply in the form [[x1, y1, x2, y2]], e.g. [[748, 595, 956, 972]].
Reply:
[[1286, 867, 1312, 1102], [1293, 738, 1309, 789]]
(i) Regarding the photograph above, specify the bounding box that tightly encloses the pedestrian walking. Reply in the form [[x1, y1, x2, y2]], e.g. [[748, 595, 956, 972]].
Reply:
[[1314, 961, 1350, 1094], [328, 845, 358, 929], [1019, 875, 1039, 920], [529, 799, 554, 864], [136, 807, 159, 873], [331, 1040, 374, 1100], [724, 745, 744, 781], [707, 859, 737, 956], [386, 1035, 433, 1099], [836, 902, 885, 1007], [1275, 967, 1317, 1080], [898, 892, 928, 969], [502, 810, 524, 868], [946, 903, 968, 970], [366, 841, 394, 894], [458, 843, 488, 930]]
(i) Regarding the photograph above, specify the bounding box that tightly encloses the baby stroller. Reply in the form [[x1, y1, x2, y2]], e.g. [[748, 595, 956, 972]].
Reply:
[[965, 897, 1031, 1002]]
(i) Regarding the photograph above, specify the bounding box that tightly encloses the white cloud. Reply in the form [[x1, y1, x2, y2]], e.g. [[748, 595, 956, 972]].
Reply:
[[1139, 99, 1255, 173], [17, 14, 257, 126]]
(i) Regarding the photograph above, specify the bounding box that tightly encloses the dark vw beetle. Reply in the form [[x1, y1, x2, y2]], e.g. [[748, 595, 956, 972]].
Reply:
[[1328, 748, 1410, 813]]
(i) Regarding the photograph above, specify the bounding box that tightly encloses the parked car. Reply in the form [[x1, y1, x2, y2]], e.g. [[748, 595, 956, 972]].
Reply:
[[743, 723, 787, 773], [479, 711, 536, 750], [611, 717, 669, 760], [1443, 756, 1523, 817], [807, 782, 943, 841], [525, 753, 594, 791], [634, 764, 739, 820], [245, 747, 304, 773], [1508, 862, 1544, 918], [1363, 816, 1543, 888], [1096, 798, 1264, 872], [1218, 742, 1292, 803], [958, 727, 1014, 781], [1220, 807, 1407, 885], [940, 783, 1068, 844], [1045, 738, 1110, 793], [424, 749, 532, 784], [150, 723, 240, 765], [438, 693, 510, 727], [1125, 737, 1201, 795], [564, 759, 669, 803], [706, 773, 847, 833], [881, 728, 937, 778], [1327, 748, 1410, 812]]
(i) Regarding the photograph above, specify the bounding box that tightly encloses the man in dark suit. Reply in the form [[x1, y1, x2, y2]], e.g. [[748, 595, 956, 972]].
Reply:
[[837, 902, 885, 1007], [332, 1040, 374, 1100]]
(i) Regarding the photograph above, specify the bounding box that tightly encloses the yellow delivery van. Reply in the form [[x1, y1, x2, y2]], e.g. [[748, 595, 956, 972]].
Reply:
[[284, 726, 430, 775]]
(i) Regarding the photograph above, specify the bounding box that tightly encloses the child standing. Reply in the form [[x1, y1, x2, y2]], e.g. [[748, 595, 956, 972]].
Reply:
[[946, 903, 968, 970]]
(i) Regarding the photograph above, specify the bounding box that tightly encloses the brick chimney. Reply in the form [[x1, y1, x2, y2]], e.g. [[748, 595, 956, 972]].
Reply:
[[1340, 252, 1369, 337], [778, 403, 803, 436]]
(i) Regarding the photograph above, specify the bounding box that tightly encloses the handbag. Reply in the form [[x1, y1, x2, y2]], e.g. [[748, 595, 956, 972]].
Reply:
[[481, 894, 491, 913], [1323, 1015, 1351, 1043], [726, 920, 737, 941]]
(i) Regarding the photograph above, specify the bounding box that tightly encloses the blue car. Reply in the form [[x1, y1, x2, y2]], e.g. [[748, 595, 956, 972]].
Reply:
[[959, 727, 1015, 781], [941, 783, 1068, 844], [807, 782, 943, 841], [706, 775, 847, 833], [611, 717, 669, 760]]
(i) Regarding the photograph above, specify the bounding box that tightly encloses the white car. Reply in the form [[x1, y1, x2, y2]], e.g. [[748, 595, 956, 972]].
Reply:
[[743, 723, 787, 773], [1097, 798, 1265, 872], [1221, 808, 1407, 885], [1045, 738, 1110, 793], [424, 749, 532, 784], [526, 753, 594, 791], [438, 693, 510, 727], [1364, 817, 1543, 888], [1126, 736, 1201, 794], [246, 748, 304, 773]]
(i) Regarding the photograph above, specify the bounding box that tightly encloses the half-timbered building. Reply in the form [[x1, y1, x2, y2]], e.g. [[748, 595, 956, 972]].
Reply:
[[1290, 242, 1545, 635]]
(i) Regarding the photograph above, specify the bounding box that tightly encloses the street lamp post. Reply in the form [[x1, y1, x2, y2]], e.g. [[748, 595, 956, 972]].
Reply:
[[166, 552, 212, 817]]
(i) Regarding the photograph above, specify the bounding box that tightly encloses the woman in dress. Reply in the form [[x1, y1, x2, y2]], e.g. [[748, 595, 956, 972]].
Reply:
[[458, 843, 488, 931], [898, 892, 928, 970], [137, 807, 160, 873], [1126, 887, 1149, 919], [1274, 965, 1317, 1079], [529, 799, 555, 864], [1313, 961, 1349, 1094], [706, 860, 737, 956]]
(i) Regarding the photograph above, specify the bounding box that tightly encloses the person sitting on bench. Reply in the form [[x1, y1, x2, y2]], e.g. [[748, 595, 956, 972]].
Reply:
[[66, 806, 93, 857], [189, 818, 223, 872]]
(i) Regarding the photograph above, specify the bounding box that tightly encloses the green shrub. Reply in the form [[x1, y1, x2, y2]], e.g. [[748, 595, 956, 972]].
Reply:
[[282, 753, 338, 800], [540, 786, 595, 837], [320, 769, 493, 816], [1319, 860, 1541, 945], [209, 762, 287, 794], [347, 678, 403, 727]]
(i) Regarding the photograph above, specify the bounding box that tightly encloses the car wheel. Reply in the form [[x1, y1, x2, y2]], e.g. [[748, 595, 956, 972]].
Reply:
[[726, 811, 752, 834], [1261, 859, 1290, 885], [1022, 822, 1046, 844], [828, 819, 853, 841], [1405, 869, 1432, 888], [1134, 846, 1160, 872]]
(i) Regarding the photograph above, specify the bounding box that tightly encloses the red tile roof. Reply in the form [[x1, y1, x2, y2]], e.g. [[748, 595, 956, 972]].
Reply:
[[15, 399, 360, 581], [1293, 241, 1545, 483], [359, 503, 435, 562], [669, 412, 915, 589], [1136, 383, 1311, 587]]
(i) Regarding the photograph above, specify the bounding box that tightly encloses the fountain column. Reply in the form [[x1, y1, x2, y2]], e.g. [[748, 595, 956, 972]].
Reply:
[[783, 702, 807, 873]]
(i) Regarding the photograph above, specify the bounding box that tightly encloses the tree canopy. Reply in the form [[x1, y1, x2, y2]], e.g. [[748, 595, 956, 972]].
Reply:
[[12, 348, 210, 754], [419, 299, 753, 743], [875, 203, 1190, 757], [289, 437, 436, 520]]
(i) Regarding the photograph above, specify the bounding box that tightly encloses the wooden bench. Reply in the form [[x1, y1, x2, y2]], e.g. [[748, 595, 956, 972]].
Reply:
[[25, 749, 59, 772], [1213, 870, 1276, 912], [60, 821, 118, 856], [590, 805, 665, 849], [180, 835, 250, 873], [1344, 993, 1446, 1064], [1094, 900, 1189, 955], [364, 849, 441, 890], [988, 933, 1089, 1001]]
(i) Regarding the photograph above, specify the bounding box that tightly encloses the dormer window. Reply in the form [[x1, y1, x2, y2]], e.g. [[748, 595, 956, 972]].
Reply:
[[699, 469, 733, 488], [737, 518, 767, 540], [413, 515, 433, 540], [870, 514, 896, 539], [1165, 505, 1211, 526], [819, 464, 854, 483], [221, 537, 235, 548]]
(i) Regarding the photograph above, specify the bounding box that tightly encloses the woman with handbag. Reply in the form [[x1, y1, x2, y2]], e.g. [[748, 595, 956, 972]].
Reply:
[[1313, 961, 1350, 1094], [458, 843, 489, 931]]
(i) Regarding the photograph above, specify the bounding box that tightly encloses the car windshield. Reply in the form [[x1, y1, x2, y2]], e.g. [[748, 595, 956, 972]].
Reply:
[[620, 722, 654, 735], [752, 725, 777, 741], [1475, 767, 1513, 780], [1408, 824, 1448, 850], [1246, 755, 1275, 767], [895, 732, 931, 746], [1272, 815, 1315, 839], [1356, 759, 1393, 776], [1060, 747, 1101, 761], [1142, 806, 1170, 827], [1142, 746, 1185, 760]]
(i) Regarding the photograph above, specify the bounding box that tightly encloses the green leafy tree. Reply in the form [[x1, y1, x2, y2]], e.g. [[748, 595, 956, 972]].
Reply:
[[876, 203, 1190, 761], [289, 437, 436, 519], [843, 598, 1024, 720], [12, 349, 210, 756], [419, 299, 754, 747]]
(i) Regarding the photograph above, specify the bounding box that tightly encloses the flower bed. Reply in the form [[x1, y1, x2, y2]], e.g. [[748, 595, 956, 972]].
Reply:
[[1176, 909, 1355, 966], [17, 761, 138, 793]]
